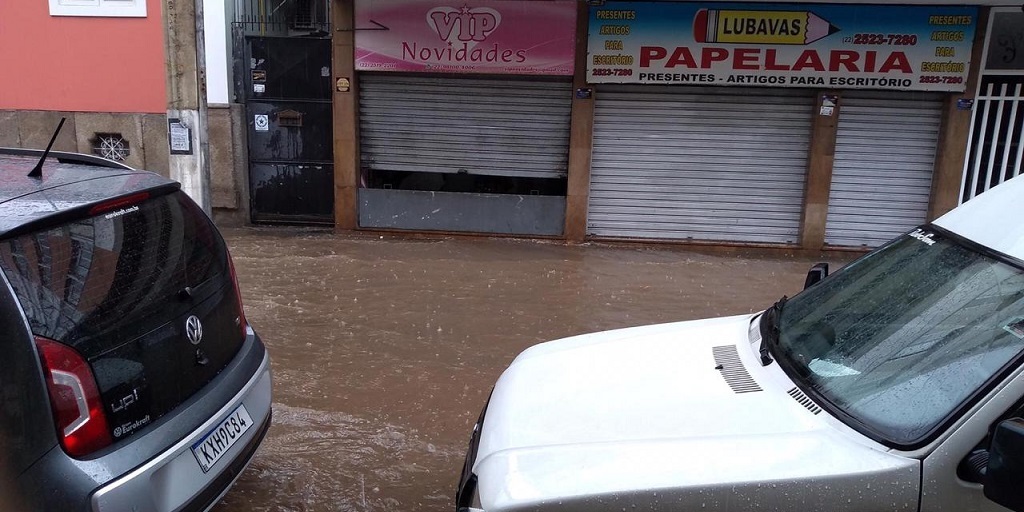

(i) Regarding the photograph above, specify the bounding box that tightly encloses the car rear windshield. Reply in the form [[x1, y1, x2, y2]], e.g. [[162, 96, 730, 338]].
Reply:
[[0, 191, 229, 357]]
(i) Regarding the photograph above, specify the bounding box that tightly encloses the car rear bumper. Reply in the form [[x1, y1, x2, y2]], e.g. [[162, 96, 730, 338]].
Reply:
[[90, 341, 272, 512]]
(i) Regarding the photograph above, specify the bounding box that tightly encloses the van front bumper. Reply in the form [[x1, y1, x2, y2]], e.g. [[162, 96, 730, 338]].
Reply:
[[456, 396, 490, 512]]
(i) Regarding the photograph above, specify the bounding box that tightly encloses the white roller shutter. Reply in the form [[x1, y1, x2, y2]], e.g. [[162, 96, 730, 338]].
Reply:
[[825, 92, 943, 248], [359, 74, 571, 179], [588, 86, 814, 244]]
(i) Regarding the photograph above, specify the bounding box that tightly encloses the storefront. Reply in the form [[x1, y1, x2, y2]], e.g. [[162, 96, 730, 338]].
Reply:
[[320, 0, 1000, 249], [351, 0, 577, 236], [585, 2, 978, 247]]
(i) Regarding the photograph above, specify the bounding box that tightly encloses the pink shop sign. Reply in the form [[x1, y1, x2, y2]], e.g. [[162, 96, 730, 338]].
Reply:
[[355, 0, 576, 75]]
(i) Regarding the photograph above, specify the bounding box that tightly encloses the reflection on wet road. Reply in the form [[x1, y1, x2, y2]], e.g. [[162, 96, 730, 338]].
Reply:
[[214, 228, 853, 512]]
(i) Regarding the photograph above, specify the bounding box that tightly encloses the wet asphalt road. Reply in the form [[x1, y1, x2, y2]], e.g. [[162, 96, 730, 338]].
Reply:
[[212, 227, 856, 512]]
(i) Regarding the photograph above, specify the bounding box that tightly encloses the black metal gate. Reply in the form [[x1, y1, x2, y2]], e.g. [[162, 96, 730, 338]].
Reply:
[[243, 36, 334, 224]]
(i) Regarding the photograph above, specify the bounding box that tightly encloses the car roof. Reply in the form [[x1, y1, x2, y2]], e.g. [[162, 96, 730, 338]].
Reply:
[[0, 150, 178, 237], [933, 174, 1024, 262]]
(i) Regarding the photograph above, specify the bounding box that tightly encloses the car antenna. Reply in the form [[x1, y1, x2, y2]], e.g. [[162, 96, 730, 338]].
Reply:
[[27, 117, 66, 179]]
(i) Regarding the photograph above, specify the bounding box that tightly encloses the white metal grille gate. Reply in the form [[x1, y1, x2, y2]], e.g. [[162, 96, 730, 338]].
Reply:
[[962, 76, 1024, 202], [587, 86, 814, 244]]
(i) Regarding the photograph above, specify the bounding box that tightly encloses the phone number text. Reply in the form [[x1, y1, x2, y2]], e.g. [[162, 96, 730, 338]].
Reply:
[[852, 34, 919, 46]]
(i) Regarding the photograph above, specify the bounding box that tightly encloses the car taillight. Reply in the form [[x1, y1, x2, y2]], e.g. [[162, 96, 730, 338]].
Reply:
[[34, 336, 112, 458], [227, 250, 248, 338]]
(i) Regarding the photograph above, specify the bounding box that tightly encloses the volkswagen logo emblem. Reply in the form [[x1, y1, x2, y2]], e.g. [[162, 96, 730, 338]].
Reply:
[[185, 315, 203, 345]]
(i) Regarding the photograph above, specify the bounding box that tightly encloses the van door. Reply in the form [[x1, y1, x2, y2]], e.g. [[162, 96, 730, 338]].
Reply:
[[920, 372, 1024, 511]]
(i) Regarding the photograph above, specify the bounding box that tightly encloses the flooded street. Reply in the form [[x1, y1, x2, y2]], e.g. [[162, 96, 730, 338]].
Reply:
[[213, 227, 855, 512]]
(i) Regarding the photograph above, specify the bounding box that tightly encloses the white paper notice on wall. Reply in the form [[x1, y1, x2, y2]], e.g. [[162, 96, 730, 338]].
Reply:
[[168, 119, 192, 154], [819, 94, 838, 117], [255, 114, 269, 132], [254, 83, 266, 93]]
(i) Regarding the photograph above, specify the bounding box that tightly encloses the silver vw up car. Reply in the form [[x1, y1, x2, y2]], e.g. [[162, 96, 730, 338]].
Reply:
[[0, 147, 271, 511]]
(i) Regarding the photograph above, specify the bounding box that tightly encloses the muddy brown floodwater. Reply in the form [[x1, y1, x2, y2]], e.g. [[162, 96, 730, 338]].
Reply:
[[212, 227, 856, 512]]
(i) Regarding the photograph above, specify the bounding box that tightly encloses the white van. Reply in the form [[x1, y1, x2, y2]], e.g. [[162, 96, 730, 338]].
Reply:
[[456, 175, 1024, 512]]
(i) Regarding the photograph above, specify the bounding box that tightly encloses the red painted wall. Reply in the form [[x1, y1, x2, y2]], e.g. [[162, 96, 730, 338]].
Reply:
[[0, 0, 166, 113]]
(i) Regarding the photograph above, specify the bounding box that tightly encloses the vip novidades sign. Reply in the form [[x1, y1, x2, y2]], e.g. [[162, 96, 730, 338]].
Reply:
[[588, 2, 977, 91], [355, 0, 575, 75]]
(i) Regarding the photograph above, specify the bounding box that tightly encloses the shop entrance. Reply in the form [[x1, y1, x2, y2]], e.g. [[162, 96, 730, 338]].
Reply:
[[824, 92, 943, 248], [233, 0, 334, 224], [963, 75, 1024, 202], [962, 9, 1024, 203], [356, 74, 572, 236], [587, 86, 814, 244]]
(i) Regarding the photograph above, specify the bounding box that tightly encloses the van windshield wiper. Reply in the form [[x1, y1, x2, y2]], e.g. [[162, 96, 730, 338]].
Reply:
[[759, 296, 788, 366]]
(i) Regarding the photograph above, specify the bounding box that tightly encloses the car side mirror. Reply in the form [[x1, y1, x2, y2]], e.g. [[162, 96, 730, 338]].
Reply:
[[985, 418, 1024, 511], [803, 263, 829, 289]]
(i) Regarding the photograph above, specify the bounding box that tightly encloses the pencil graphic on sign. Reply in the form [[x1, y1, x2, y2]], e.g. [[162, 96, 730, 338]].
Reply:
[[694, 9, 840, 45]]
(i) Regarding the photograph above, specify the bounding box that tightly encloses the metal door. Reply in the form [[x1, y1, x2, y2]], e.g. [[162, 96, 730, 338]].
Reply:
[[245, 36, 334, 224], [824, 92, 943, 248], [359, 74, 572, 179], [588, 86, 814, 244]]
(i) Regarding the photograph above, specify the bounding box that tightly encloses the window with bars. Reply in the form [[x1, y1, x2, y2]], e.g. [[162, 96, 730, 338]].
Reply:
[[232, 0, 330, 35]]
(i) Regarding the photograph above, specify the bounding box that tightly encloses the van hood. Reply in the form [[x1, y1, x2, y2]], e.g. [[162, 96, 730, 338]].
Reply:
[[933, 173, 1024, 261], [473, 314, 919, 511]]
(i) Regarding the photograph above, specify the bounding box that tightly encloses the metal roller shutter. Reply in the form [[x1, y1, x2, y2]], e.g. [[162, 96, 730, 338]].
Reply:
[[359, 74, 572, 179], [825, 92, 943, 248], [588, 86, 814, 244]]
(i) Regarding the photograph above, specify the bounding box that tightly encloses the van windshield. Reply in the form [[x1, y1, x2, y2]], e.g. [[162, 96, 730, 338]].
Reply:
[[776, 227, 1024, 446]]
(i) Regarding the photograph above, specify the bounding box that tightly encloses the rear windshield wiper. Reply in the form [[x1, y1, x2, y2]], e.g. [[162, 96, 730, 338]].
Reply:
[[759, 296, 788, 366]]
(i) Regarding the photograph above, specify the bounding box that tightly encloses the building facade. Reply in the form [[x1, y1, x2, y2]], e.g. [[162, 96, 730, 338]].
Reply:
[[0, 0, 168, 169], [0, 0, 247, 218], [295, 0, 1018, 250], [9, 0, 1016, 250]]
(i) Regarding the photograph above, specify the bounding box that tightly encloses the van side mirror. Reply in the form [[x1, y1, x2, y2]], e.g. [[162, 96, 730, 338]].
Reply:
[[985, 418, 1024, 511], [803, 263, 829, 289]]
